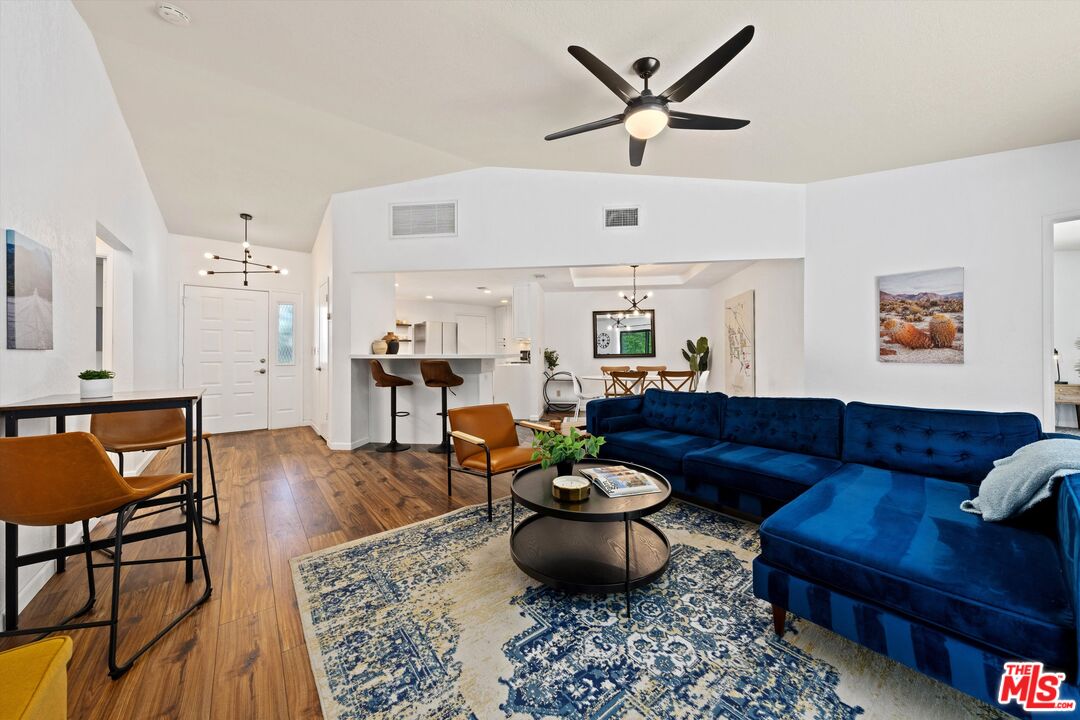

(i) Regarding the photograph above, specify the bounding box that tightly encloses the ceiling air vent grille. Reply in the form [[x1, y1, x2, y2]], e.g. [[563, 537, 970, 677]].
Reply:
[[390, 201, 457, 238], [604, 206, 639, 229]]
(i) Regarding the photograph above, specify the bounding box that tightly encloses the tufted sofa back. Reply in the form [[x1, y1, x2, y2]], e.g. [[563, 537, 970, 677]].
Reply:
[[842, 402, 1043, 484], [722, 397, 845, 458], [641, 389, 726, 440]]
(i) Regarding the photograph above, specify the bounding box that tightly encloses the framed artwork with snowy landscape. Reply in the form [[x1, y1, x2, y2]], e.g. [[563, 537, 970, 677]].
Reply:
[[878, 266, 963, 364], [6, 229, 54, 350]]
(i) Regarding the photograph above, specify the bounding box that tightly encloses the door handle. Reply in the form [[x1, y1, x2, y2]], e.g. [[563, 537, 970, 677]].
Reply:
[[257, 368, 267, 374]]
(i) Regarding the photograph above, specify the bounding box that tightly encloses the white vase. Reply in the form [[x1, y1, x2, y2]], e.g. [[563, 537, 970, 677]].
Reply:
[[80, 378, 113, 398]]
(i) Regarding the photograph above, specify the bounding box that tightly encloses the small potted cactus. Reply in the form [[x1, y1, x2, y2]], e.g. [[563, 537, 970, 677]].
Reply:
[[79, 369, 115, 398]]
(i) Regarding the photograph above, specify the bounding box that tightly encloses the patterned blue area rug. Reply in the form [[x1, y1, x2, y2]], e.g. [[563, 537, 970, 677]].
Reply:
[[292, 499, 1004, 719]]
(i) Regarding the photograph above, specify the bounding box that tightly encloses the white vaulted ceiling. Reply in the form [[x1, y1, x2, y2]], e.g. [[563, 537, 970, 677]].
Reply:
[[74, 1, 1080, 250]]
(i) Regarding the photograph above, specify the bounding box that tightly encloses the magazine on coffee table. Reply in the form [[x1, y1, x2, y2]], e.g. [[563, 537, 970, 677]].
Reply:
[[580, 465, 661, 498]]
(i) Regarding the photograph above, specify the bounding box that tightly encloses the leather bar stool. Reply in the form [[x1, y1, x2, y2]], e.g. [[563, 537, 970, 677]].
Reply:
[[370, 360, 413, 452], [0, 432, 211, 679], [420, 360, 464, 454]]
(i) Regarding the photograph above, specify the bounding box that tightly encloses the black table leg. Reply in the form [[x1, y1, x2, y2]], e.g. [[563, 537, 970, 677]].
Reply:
[[624, 513, 631, 621], [184, 405, 194, 582], [55, 415, 66, 573], [4, 522, 17, 632], [196, 398, 204, 523], [4, 413, 18, 631]]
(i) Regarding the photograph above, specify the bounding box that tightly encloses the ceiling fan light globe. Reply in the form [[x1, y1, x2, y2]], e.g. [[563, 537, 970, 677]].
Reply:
[[280, 268, 288, 275], [624, 106, 668, 140]]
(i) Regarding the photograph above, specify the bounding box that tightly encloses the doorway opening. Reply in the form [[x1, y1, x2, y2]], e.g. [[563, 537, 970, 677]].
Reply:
[[1052, 218, 1080, 434], [95, 237, 114, 371]]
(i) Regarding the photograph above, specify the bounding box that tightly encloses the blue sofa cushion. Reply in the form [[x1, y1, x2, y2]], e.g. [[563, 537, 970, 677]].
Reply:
[[722, 397, 845, 459], [600, 427, 720, 476], [842, 401, 1043, 484], [640, 389, 725, 440], [586, 395, 644, 436], [684, 442, 843, 504], [759, 463, 1075, 668]]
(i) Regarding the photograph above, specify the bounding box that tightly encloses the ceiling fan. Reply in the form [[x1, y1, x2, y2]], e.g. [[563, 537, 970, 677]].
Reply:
[[544, 25, 754, 167]]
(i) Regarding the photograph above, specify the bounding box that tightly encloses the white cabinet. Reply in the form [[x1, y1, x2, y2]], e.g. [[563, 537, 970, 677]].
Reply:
[[495, 305, 511, 351], [512, 284, 532, 340]]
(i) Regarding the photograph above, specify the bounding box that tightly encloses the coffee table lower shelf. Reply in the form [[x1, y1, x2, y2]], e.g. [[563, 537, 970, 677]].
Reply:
[[509, 514, 670, 594]]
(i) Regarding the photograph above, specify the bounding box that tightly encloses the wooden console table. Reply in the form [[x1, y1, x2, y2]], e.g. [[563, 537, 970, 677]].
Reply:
[[1056, 383, 1080, 428]]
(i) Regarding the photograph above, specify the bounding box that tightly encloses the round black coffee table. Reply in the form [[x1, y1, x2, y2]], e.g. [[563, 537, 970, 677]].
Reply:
[[510, 459, 671, 616]]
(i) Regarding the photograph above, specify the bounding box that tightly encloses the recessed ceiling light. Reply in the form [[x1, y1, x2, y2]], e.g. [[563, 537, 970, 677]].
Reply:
[[156, 2, 191, 26], [425, 295, 434, 300], [500, 299, 509, 304], [394, 282, 399, 287], [483, 289, 492, 294]]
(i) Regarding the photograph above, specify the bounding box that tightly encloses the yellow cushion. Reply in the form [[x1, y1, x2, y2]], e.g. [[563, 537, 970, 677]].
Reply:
[[0, 636, 73, 720]]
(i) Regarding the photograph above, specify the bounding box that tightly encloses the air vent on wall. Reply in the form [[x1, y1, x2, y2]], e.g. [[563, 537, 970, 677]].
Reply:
[[604, 206, 639, 229], [390, 201, 457, 238]]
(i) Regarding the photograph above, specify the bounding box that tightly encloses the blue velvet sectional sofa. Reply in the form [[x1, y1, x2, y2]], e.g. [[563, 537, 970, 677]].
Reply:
[[587, 389, 1080, 717]]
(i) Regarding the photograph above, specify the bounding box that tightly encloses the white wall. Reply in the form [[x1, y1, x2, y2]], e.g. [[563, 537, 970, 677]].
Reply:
[[804, 141, 1080, 422], [0, 1, 171, 618], [310, 206, 333, 437], [331, 167, 805, 273], [1055, 250, 1080, 428], [543, 288, 713, 383], [166, 233, 314, 424], [709, 260, 805, 397]]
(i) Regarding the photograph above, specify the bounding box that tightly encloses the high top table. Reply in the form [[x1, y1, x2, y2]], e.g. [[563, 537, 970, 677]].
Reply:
[[0, 389, 205, 631]]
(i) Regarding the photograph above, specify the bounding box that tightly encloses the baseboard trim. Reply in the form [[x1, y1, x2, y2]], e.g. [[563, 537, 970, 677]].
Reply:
[[328, 437, 369, 451]]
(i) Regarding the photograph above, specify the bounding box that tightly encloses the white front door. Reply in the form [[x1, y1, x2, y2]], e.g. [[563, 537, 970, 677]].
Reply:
[[183, 285, 269, 433], [314, 278, 330, 439]]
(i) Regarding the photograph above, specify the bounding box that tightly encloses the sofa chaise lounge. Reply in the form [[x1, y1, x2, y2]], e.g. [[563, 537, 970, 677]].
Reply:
[[586, 389, 1080, 717]]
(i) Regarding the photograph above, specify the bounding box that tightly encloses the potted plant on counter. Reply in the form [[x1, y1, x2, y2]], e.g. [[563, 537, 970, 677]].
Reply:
[[531, 426, 605, 477], [79, 369, 115, 398]]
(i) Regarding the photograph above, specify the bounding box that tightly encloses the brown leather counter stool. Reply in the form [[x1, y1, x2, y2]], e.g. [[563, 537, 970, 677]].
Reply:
[[0, 432, 211, 679], [371, 360, 413, 452], [420, 360, 464, 454], [91, 409, 220, 527]]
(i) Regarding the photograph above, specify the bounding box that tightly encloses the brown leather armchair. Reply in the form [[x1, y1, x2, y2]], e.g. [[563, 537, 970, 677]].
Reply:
[[0, 432, 211, 679], [446, 403, 548, 521]]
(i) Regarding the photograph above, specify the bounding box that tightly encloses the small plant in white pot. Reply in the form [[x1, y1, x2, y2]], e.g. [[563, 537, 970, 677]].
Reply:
[[79, 369, 115, 398]]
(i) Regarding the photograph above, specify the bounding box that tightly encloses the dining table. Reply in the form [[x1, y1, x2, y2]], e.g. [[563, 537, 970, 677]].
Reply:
[[0, 388, 205, 631], [579, 374, 663, 393]]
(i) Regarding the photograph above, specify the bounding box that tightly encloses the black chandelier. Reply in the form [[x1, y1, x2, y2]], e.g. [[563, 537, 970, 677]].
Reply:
[[617, 265, 652, 315], [198, 213, 287, 286]]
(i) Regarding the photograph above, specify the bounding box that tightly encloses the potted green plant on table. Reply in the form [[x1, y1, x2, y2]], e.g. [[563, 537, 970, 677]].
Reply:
[[682, 336, 710, 390], [79, 369, 115, 398], [543, 348, 560, 375], [531, 426, 605, 477]]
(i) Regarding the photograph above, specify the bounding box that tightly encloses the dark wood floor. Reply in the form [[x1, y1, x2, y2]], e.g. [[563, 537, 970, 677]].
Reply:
[[1, 426, 515, 719]]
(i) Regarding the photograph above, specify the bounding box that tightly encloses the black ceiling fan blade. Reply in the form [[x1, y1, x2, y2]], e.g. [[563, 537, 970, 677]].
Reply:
[[660, 25, 754, 103], [629, 136, 646, 167], [668, 111, 750, 130], [545, 114, 624, 141], [568, 46, 640, 104]]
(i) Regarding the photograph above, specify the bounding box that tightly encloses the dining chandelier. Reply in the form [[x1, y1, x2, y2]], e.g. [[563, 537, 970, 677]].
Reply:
[[198, 213, 287, 286], [617, 264, 651, 315]]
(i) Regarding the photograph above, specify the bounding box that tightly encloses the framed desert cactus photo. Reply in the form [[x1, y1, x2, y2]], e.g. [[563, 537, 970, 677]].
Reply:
[[878, 267, 964, 364]]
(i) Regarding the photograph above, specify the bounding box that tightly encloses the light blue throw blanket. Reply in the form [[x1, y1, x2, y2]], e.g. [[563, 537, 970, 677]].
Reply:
[[961, 439, 1080, 521]]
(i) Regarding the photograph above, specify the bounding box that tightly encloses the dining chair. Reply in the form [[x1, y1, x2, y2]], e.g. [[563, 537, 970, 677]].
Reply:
[[609, 370, 648, 396], [446, 404, 547, 521], [570, 371, 603, 420], [0, 432, 211, 679], [599, 365, 630, 397], [659, 370, 696, 391], [636, 365, 667, 390]]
